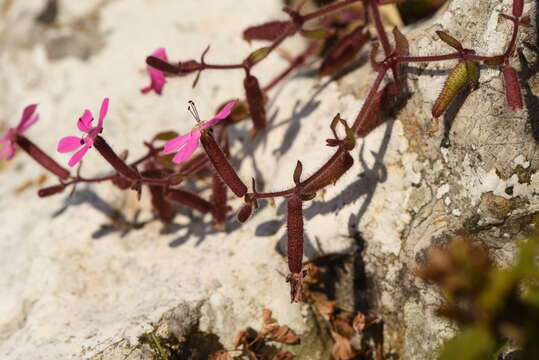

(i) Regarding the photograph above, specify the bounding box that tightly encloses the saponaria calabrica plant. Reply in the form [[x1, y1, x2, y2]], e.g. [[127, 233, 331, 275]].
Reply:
[[0, 0, 530, 302]]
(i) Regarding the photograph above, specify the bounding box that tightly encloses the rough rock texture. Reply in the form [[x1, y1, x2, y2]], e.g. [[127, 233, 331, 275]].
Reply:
[[0, 0, 537, 359]]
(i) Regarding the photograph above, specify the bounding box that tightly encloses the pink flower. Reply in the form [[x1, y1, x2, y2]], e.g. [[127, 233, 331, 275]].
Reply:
[[58, 98, 109, 167], [141, 48, 168, 95], [162, 99, 238, 164], [0, 104, 39, 161]]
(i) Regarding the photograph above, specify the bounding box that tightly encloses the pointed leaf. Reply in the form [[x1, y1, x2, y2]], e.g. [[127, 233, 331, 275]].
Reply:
[[436, 30, 463, 51], [393, 27, 409, 56]]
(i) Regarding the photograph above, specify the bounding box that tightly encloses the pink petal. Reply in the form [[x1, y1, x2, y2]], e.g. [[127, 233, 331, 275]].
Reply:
[[19, 113, 39, 133], [0, 144, 8, 159], [77, 110, 94, 132], [161, 132, 192, 154], [141, 68, 166, 95], [152, 47, 168, 61], [97, 98, 109, 129], [5, 142, 16, 161], [0, 128, 15, 143], [141, 48, 168, 95], [58, 136, 84, 153], [0, 140, 15, 161], [17, 104, 38, 132], [172, 131, 201, 164], [204, 99, 239, 128], [68, 142, 91, 167]]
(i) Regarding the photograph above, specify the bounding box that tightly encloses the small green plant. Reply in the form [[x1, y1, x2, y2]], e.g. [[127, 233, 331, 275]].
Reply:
[[416, 230, 539, 359]]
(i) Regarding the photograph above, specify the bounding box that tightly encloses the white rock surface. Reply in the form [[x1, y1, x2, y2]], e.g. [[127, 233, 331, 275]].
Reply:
[[0, 0, 537, 359]]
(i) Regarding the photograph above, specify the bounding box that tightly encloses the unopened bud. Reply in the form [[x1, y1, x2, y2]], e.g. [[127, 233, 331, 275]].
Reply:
[[287, 194, 304, 274], [212, 173, 228, 229], [513, 0, 523, 17], [237, 203, 253, 223], [165, 188, 213, 214], [319, 26, 369, 77], [38, 183, 66, 197], [503, 66, 523, 110], [149, 185, 175, 223], [301, 151, 353, 194], [200, 131, 247, 197], [244, 74, 267, 135], [94, 136, 139, 180], [243, 21, 291, 42], [15, 134, 70, 180]]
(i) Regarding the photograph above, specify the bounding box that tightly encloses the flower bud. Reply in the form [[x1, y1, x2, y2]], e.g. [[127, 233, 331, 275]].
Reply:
[[94, 136, 139, 180], [165, 188, 213, 214], [200, 131, 247, 197], [212, 173, 228, 229], [287, 194, 304, 274], [319, 26, 369, 77], [38, 183, 66, 197], [503, 66, 523, 110], [301, 151, 353, 194], [237, 203, 253, 223], [243, 21, 291, 42], [149, 185, 175, 223], [244, 74, 267, 135], [513, 0, 523, 17], [15, 134, 70, 180]]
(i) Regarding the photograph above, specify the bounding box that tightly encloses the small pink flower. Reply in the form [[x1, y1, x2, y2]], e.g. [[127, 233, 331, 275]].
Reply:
[[0, 104, 39, 161], [141, 48, 168, 95], [162, 99, 238, 164], [58, 98, 109, 167]]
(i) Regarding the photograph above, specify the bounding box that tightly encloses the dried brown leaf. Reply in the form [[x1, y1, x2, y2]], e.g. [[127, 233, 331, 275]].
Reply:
[[272, 349, 295, 360], [233, 330, 248, 348], [266, 324, 300, 344], [310, 292, 336, 321], [352, 312, 367, 333], [334, 312, 355, 338], [262, 308, 277, 325], [331, 330, 356, 360], [209, 350, 234, 360]]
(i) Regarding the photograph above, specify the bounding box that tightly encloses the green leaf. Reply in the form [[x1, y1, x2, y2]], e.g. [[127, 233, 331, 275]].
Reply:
[[478, 269, 517, 311], [246, 47, 271, 66], [523, 286, 539, 307], [301, 28, 331, 39], [436, 30, 463, 51], [465, 61, 480, 89], [516, 238, 539, 280], [153, 131, 179, 142], [483, 55, 505, 66], [439, 326, 496, 360]]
